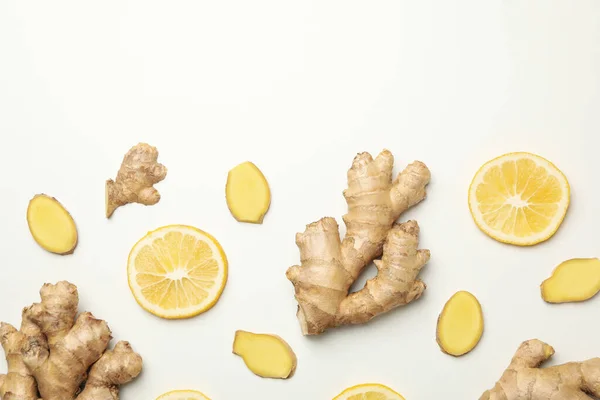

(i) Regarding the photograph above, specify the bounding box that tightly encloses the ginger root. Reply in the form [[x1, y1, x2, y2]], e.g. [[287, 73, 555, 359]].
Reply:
[[480, 339, 600, 399], [286, 150, 431, 335], [232, 330, 297, 379], [0, 281, 142, 400], [27, 194, 78, 255], [225, 161, 271, 224], [106, 142, 167, 218], [541, 258, 600, 303], [0, 319, 39, 400], [436, 291, 484, 357]]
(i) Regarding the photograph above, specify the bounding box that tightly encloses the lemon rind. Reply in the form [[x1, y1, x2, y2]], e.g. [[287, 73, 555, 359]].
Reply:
[[332, 383, 405, 400], [156, 389, 211, 400]]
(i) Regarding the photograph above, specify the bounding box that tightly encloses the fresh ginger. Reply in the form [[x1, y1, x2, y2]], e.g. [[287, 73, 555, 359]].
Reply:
[[225, 161, 271, 224], [0, 319, 39, 400], [0, 281, 142, 400], [105, 142, 167, 218], [74, 341, 142, 400], [436, 291, 484, 357], [232, 330, 297, 379], [541, 258, 600, 303], [480, 339, 600, 399], [286, 150, 431, 335], [27, 194, 78, 255]]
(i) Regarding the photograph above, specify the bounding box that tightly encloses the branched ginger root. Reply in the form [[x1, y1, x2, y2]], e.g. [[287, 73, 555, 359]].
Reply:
[[286, 150, 431, 335], [480, 339, 600, 399], [541, 258, 600, 303], [106, 142, 167, 218], [232, 330, 297, 379], [0, 281, 142, 400]]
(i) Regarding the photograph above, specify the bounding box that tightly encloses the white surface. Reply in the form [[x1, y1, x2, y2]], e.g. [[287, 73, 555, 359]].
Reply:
[[1, 1, 599, 399]]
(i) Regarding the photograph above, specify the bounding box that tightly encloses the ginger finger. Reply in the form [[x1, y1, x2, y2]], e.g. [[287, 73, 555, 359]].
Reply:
[[0, 322, 38, 400], [75, 341, 143, 400], [23, 312, 112, 400], [336, 221, 430, 325], [480, 339, 600, 400], [24, 281, 78, 346]]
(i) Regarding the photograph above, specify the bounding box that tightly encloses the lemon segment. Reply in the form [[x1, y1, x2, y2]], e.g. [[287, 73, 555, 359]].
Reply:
[[333, 383, 406, 400], [468, 152, 570, 246], [156, 389, 211, 400], [127, 225, 227, 319]]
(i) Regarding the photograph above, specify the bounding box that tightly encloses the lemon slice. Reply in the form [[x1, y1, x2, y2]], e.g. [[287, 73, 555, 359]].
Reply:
[[333, 383, 406, 400], [127, 225, 228, 319], [468, 152, 570, 246], [156, 389, 211, 400]]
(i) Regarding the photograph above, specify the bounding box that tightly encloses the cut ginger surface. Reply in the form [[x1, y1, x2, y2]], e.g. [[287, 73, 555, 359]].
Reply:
[[436, 291, 484, 357], [541, 258, 600, 303], [226, 161, 271, 224], [233, 330, 297, 379], [468, 152, 570, 246], [127, 225, 228, 319], [27, 194, 78, 255]]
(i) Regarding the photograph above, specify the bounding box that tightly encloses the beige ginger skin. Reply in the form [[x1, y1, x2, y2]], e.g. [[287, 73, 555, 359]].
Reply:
[[106, 142, 167, 218], [0, 319, 39, 400], [286, 149, 431, 335], [0, 281, 142, 400], [481, 339, 600, 400]]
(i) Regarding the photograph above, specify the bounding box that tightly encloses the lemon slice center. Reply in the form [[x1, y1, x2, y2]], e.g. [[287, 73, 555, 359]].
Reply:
[[505, 195, 528, 208], [134, 233, 221, 310], [166, 268, 187, 280]]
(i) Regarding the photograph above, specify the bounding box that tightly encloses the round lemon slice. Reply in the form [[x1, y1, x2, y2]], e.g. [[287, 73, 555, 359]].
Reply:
[[127, 225, 228, 319], [468, 152, 570, 246], [156, 389, 211, 400], [333, 383, 406, 400]]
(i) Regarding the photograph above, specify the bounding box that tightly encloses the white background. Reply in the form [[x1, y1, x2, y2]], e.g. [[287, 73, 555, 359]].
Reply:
[[1, 1, 599, 399]]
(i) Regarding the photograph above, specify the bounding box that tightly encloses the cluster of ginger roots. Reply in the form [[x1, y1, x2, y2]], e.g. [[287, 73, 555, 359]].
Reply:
[[286, 149, 600, 400], [0, 281, 142, 400], [5, 148, 600, 400]]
